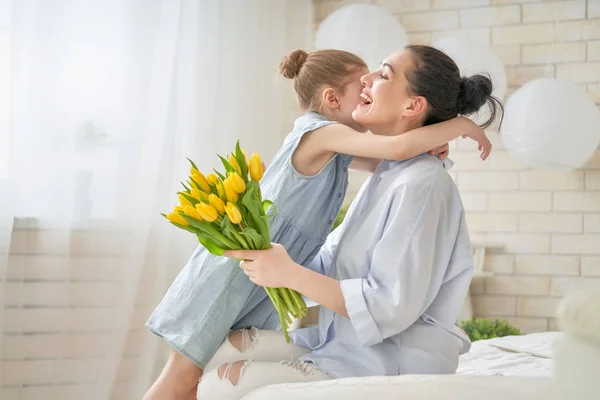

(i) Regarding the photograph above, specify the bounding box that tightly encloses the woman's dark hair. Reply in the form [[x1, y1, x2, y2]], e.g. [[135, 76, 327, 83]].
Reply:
[[405, 45, 504, 129]]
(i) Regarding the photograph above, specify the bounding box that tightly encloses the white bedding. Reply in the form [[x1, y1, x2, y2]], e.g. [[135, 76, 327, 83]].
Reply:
[[243, 375, 553, 400], [239, 333, 561, 399], [240, 290, 598, 399], [457, 332, 562, 377]]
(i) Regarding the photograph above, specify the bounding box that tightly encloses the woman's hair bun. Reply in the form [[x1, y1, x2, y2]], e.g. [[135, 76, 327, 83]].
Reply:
[[457, 74, 493, 116]]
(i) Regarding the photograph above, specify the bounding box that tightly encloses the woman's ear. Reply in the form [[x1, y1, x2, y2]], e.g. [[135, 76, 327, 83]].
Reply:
[[322, 87, 340, 110], [403, 96, 427, 118]]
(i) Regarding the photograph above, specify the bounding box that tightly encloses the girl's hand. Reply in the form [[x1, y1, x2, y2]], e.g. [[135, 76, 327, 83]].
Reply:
[[429, 143, 450, 160], [224, 244, 300, 288], [472, 131, 492, 160], [462, 118, 492, 160]]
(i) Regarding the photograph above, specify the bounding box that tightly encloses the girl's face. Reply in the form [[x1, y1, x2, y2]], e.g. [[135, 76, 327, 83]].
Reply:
[[352, 50, 424, 135], [329, 68, 369, 133]]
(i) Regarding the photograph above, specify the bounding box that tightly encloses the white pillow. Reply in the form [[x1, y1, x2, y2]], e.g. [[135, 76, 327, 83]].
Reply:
[[485, 331, 563, 358]]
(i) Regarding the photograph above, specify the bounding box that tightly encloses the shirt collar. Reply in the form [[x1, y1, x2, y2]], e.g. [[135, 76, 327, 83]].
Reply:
[[372, 155, 453, 183], [384, 153, 453, 171]]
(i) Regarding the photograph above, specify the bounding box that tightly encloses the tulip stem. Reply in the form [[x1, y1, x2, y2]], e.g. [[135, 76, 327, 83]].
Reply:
[[280, 288, 296, 317], [230, 228, 249, 250], [290, 290, 306, 315]]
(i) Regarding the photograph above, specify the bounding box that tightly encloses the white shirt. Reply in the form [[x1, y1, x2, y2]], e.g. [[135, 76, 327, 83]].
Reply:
[[291, 155, 473, 379]]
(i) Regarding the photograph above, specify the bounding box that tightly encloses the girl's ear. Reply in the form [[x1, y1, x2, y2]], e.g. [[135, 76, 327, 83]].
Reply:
[[321, 87, 340, 110]]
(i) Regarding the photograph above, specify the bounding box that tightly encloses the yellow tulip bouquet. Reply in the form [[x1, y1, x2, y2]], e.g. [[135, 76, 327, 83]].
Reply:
[[163, 142, 306, 341]]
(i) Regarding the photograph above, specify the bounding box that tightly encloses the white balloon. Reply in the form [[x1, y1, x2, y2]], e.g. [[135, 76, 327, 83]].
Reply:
[[502, 78, 600, 171], [315, 4, 408, 72], [433, 37, 507, 126]]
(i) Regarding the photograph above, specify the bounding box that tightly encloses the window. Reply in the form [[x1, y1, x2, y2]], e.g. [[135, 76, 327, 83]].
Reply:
[[0, 0, 120, 219]]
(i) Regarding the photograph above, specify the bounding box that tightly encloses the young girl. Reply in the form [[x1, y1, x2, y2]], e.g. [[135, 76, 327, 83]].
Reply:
[[144, 48, 490, 400]]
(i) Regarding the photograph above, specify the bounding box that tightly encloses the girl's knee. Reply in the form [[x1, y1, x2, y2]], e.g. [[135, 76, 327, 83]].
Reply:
[[198, 360, 251, 399], [218, 360, 249, 385], [204, 329, 257, 372]]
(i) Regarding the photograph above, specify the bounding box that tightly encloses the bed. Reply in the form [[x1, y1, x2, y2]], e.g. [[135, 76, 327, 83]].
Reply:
[[238, 333, 558, 400], [457, 331, 558, 377], [238, 289, 599, 400]]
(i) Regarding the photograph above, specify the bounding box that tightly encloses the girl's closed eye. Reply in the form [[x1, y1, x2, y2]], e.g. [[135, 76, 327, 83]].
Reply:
[[379, 73, 388, 80]]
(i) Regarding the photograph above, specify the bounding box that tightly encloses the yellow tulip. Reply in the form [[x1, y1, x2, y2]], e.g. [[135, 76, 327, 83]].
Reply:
[[217, 181, 225, 198], [228, 172, 246, 194], [228, 155, 241, 175], [166, 211, 189, 226], [183, 205, 203, 221], [190, 168, 211, 192], [241, 149, 249, 166], [199, 191, 209, 202], [178, 193, 192, 209], [225, 202, 242, 224], [223, 178, 239, 202], [191, 187, 202, 201], [207, 173, 218, 187], [209, 193, 226, 213], [249, 153, 263, 181], [196, 202, 218, 222], [174, 206, 183, 213]]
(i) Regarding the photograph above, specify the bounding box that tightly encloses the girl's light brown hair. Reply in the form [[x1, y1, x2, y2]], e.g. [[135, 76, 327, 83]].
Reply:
[[279, 49, 367, 112]]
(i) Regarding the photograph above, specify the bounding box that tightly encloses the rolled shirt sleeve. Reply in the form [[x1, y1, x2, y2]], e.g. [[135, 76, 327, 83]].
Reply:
[[340, 277, 382, 346]]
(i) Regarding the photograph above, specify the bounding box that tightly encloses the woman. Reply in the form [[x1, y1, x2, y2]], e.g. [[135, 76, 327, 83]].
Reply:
[[197, 45, 502, 399], [143, 45, 490, 400]]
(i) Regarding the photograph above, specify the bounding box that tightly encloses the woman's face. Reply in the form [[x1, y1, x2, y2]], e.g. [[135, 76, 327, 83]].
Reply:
[[352, 50, 424, 134]]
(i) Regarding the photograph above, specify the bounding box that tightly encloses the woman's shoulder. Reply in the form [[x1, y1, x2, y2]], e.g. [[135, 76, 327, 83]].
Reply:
[[388, 156, 455, 197], [393, 155, 443, 183]]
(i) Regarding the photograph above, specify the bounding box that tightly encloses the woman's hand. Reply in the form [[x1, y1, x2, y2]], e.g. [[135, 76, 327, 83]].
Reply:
[[429, 143, 450, 160], [224, 244, 300, 288], [226, 245, 350, 317]]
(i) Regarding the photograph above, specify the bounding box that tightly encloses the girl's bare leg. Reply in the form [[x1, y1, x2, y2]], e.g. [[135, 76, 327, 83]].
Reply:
[[143, 349, 202, 400]]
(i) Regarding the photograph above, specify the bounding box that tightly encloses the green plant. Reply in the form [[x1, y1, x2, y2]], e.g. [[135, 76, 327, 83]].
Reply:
[[332, 206, 348, 230], [460, 318, 521, 342]]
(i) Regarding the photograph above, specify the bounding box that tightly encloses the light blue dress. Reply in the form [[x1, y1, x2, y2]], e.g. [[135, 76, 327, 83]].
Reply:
[[291, 155, 474, 378], [147, 112, 352, 368]]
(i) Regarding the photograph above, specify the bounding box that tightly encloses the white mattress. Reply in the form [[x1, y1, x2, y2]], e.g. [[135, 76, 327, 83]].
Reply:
[[457, 332, 561, 377], [239, 290, 598, 399], [238, 333, 561, 399], [242, 375, 553, 400]]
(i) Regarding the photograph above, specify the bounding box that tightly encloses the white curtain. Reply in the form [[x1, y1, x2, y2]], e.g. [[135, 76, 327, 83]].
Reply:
[[0, 1, 312, 399]]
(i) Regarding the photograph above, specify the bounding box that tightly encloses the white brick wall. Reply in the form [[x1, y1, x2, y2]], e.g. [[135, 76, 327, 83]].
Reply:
[[521, 1, 586, 23], [401, 10, 459, 31], [0, 222, 195, 398], [315, 0, 600, 333], [581, 256, 600, 275], [493, 24, 556, 45], [459, 5, 521, 28], [522, 42, 586, 64], [591, 0, 600, 17]]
